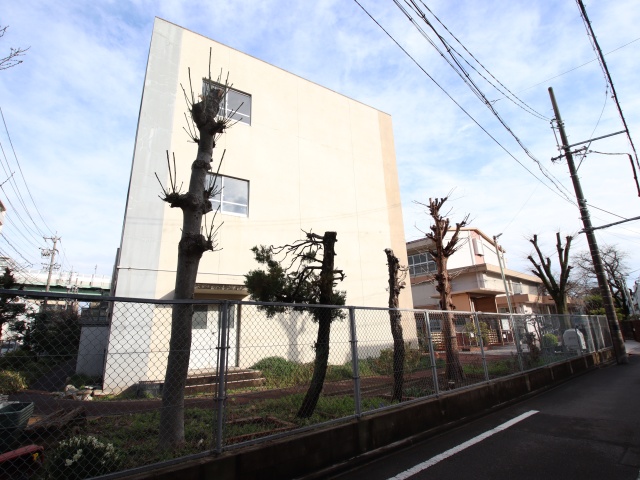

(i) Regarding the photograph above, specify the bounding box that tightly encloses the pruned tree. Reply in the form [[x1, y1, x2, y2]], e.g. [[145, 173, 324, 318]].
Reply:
[[245, 231, 346, 418], [384, 248, 407, 402], [1, 26, 28, 71], [157, 56, 236, 449], [0, 267, 25, 343], [573, 245, 631, 317], [527, 233, 573, 323], [419, 196, 469, 385]]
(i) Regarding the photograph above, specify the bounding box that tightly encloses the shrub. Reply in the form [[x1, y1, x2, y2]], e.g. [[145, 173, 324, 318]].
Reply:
[[541, 333, 558, 349], [251, 357, 312, 388], [43, 435, 121, 480], [0, 369, 28, 394], [0, 349, 35, 370], [369, 344, 424, 376]]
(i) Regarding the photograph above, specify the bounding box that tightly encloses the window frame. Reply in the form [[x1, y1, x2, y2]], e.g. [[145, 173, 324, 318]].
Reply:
[[408, 252, 437, 277], [207, 174, 250, 217], [192, 305, 209, 330], [202, 80, 252, 126], [191, 304, 236, 330]]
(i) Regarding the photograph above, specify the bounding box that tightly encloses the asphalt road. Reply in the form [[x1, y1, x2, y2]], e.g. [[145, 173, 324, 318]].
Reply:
[[331, 350, 640, 480]]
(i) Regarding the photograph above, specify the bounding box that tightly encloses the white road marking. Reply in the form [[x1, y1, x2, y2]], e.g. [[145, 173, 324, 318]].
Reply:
[[387, 410, 539, 480]]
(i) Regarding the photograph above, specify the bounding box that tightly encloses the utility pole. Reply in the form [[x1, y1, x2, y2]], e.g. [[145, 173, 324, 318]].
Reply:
[[41, 236, 60, 292], [548, 87, 628, 364]]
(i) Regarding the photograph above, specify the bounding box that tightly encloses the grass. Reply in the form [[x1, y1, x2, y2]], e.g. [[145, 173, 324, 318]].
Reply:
[[462, 359, 519, 378], [250, 357, 353, 389], [78, 392, 390, 471], [252, 348, 439, 390]]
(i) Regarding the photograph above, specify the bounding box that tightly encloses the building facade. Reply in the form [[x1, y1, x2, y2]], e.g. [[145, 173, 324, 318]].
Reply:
[[102, 19, 414, 390], [407, 228, 558, 314]]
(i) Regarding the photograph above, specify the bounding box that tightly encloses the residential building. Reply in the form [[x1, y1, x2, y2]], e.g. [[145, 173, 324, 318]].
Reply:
[[407, 228, 554, 313], [102, 18, 414, 391], [407, 228, 568, 346]]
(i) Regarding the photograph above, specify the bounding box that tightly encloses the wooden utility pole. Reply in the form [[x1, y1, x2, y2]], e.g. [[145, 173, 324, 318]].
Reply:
[[548, 87, 628, 364]]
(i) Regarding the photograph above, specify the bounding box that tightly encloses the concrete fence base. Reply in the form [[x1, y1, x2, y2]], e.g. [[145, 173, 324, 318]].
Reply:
[[120, 349, 615, 480]]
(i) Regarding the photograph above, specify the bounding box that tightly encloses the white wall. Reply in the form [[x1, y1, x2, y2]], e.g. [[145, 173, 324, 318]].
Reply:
[[104, 19, 413, 390]]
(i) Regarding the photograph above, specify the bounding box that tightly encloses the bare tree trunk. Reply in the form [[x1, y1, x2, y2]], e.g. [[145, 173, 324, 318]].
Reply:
[[158, 86, 224, 448], [528, 233, 573, 330], [385, 248, 405, 402], [297, 232, 337, 418], [419, 196, 468, 387], [435, 258, 464, 385]]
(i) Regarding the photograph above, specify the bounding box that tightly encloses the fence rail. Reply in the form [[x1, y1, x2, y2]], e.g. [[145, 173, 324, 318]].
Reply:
[[0, 290, 612, 478]]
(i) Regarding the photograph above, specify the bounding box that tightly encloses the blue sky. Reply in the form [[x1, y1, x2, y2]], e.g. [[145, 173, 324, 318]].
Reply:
[[0, 0, 639, 286]]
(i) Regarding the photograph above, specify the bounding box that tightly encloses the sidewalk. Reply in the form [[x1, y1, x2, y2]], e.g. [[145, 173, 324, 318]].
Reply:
[[625, 339, 640, 355]]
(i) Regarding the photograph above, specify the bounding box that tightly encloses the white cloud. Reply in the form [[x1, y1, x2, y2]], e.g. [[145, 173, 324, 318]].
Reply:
[[0, 0, 638, 287]]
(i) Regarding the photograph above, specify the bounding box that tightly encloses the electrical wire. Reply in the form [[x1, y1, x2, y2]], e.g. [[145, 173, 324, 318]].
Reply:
[[0, 107, 54, 234], [576, 85, 608, 171], [409, 0, 549, 121], [353, 0, 577, 206], [513, 37, 640, 95], [575, 0, 640, 186], [391, 0, 576, 204]]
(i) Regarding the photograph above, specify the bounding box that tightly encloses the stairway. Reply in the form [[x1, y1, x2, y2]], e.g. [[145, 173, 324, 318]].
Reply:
[[184, 369, 265, 395]]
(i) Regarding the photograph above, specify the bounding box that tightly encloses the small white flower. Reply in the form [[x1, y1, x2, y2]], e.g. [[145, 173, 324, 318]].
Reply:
[[65, 459, 74, 466]]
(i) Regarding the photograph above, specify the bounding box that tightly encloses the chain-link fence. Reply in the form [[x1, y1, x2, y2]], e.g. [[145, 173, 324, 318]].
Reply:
[[0, 290, 613, 478]]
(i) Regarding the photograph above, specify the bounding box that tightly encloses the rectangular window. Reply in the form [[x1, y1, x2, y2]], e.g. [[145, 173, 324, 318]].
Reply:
[[203, 81, 252, 125], [207, 174, 249, 217], [191, 304, 236, 329], [408, 252, 437, 277], [512, 282, 522, 294], [192, 305, 208, 329]]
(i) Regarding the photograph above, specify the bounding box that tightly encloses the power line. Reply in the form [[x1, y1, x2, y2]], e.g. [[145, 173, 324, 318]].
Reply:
[[576, 85, 608, 171], [407, 0, 549, 121], [353, 0, 577, 206], [0, 185, 48, 245], [394, 0, 576, 203], [575, 0, 640, 188], [514, 37, 640, 95], [0, 106, 54, 233]]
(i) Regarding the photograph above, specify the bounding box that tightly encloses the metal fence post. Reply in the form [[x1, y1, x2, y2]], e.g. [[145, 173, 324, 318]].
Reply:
[[510, 314, 525, 372], [474, 312, 490, 382], [424, 311, 439, 396], [583, 317, 595, 353], [348, 307, 362, 418], [214, 301, 230, 453]]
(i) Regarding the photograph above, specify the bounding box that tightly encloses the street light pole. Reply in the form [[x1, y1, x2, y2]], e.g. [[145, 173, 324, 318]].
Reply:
[[494, 234, 514, 315]]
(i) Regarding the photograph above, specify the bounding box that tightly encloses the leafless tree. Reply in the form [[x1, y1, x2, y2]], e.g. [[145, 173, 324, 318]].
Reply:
[[573, 244, 631, 317], [527, 233, 573, 323], [384, 248, 407, 402], [0, 26, 28, 71], [245, 231, 346, 418], [156, 56, 235, 448], [419, 196, 469, 385]]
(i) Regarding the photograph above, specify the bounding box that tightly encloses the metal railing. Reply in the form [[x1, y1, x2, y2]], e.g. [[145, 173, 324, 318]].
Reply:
[[0, 290, 612, 478]]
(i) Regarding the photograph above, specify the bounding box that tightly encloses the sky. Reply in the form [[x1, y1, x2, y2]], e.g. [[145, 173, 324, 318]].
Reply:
[[0, 0, 639, 288]]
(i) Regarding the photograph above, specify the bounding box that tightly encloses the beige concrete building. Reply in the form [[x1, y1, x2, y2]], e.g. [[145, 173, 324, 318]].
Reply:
[[102, 18, 414, 390]]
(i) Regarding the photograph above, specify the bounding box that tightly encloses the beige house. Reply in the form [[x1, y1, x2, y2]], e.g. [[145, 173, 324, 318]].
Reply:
[[102, 18, 414, 391], [407, 228, 557, 314]]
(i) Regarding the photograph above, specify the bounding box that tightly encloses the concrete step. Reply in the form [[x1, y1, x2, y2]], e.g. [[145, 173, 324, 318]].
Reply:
[[184, 369, 266, 395], [185, 369, 263, 386]]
